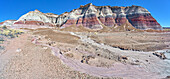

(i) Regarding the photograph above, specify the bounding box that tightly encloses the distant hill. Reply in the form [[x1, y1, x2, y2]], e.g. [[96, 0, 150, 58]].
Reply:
[[1, 3, 162, 31], [163, 27, 170, 29]]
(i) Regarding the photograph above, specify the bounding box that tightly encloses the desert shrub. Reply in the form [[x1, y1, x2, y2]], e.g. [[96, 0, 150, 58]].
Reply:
[[1, 26, 7, 30], [0, 37, 4, 41], [0, 28, 24, 38], [8, 33, 15, 38], [0, 46, 5, 50], [0, 37, 4, 44]]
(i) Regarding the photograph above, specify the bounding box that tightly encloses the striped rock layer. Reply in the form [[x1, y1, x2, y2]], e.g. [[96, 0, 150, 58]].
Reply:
[[10, 3, 162, 30]]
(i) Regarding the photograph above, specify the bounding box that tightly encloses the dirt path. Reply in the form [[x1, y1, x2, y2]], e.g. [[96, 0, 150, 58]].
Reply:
[[0, 33, 105, 79], [0, 34, 29, 74]]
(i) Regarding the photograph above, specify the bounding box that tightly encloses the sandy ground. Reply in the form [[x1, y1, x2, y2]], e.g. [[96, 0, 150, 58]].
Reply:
[[30, 37, 158, 79], [0, 28, 170, 79], [0, 34, 29, 72], [89, 32, 170, 51], [0, 33, 120, 79]]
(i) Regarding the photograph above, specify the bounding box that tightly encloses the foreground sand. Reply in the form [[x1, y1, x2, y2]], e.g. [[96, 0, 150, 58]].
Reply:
[[0, 33, 114, 79], [0, 28, 170, 79]]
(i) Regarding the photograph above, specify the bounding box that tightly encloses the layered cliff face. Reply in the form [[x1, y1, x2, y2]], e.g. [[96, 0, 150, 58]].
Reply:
[[13, 10, 57, 27], [12, 3, 162, 30]]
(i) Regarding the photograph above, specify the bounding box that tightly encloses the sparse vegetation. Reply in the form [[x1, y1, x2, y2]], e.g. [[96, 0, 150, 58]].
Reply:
[[163, 29, 170, 32], [0, 25, 24, 38], [0, 46, 5, 50], [0, 37, 4, 44]]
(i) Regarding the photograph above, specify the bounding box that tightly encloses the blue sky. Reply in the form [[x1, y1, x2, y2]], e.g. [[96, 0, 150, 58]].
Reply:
[[1, 0, 170, 27]]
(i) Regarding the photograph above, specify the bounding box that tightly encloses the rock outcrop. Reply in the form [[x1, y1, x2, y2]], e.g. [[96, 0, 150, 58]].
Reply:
[[11, 3, 162, 30]]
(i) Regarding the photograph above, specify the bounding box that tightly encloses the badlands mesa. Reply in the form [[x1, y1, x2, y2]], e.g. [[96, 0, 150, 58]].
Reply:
[[0, 3, 170, 79]]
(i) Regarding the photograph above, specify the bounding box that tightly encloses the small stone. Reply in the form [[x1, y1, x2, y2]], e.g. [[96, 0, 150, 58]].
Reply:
[[96, 49, 98, 51], [49, 43, 51, 46], [153, 52, 167, 60], [166, 76, 170, 78], [16, 48, 22, 52], [135, 60, 139, 62], [81, 60, 84, 63], [43, 47, 48, 49], [121, 56, 128, 60], [59, 51, 62, 54], [75, 48, 78, 50]]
